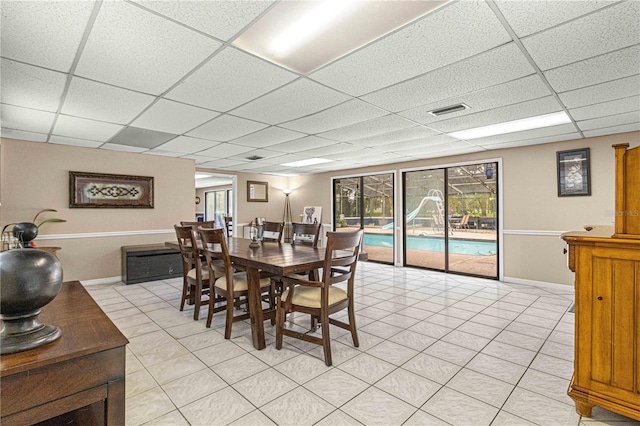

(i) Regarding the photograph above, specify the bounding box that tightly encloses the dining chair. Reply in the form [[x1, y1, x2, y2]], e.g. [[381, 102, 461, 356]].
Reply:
[[199, 227, 276, 338], [174, 225, 210, 321], [291, 222, 321, 247], [275, 229, 363, 366], [261, 221, 284, 242], [180, 220, 215, 239], [224, 216, 233, 237]]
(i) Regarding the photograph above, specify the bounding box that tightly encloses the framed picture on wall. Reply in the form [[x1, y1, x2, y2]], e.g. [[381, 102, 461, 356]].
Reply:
[[557, 148, 591, 197], [69, 171, 154, 208]]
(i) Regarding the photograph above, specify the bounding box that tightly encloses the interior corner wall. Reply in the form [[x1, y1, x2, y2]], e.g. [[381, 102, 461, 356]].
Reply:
[[0, 138, 195, 282]]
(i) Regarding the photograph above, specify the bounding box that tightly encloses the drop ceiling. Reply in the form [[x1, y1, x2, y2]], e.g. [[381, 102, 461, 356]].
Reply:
[[1, 0, 639, 176]]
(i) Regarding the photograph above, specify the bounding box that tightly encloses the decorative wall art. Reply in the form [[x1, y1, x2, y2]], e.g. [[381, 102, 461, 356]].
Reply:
[[557, 148, 591, 197], [302, 206, 322, 224], [69, 171, 154, 208]]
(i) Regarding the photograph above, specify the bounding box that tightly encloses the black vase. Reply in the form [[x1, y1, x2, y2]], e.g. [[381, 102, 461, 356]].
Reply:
[[13, 222, 38, 246]]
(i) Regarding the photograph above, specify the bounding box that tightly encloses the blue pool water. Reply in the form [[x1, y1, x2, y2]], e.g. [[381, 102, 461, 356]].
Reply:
[[364, 233, 496, 256]]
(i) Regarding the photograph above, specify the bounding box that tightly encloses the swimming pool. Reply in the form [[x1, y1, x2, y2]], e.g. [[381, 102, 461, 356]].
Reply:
[[364, 233, 497, 256]]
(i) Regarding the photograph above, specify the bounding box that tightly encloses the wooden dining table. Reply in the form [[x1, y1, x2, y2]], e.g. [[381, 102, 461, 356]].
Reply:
[[166, 238, 328, 350]]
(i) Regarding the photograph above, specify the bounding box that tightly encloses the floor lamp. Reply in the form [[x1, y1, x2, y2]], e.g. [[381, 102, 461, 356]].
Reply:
[[282, 189, 293, 243]]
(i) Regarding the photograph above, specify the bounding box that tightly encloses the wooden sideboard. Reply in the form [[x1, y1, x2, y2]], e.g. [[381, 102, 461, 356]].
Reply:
[[1, 281, 128, 425], [562, 143, 640, 421]]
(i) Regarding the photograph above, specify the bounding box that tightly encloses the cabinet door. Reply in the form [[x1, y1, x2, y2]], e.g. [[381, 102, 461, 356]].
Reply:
[[576, 246, 640, 401]]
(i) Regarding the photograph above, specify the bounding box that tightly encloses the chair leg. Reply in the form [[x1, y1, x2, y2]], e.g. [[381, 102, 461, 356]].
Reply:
[[275, 298, 283, 350], [224, 296, 234, 339], [180, 278, 188, 311], [321, 310, 332, 366], [269, 282, 277, 326], [193, 281, 201, 321], [206, 292, 215, 328], [348, 302, 359, 348]]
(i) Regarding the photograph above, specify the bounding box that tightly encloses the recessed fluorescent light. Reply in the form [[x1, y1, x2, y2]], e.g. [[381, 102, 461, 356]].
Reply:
[[281, 158, 333, 167], [233, 0, 451, 74], [448, 112, 572, 140], [195, 172, 213, 179]]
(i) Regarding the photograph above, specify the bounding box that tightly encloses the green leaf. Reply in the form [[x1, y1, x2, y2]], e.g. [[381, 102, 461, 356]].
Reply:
[[36, 218, 66, 228], [32, 209, 58, 223]]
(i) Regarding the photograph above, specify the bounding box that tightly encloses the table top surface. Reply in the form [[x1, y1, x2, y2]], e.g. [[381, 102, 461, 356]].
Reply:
[[0, 281, 129, 376]]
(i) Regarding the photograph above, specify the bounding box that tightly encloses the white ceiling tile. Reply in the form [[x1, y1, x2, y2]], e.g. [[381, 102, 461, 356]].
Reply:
[[544, 45, 640, 92], [100, 144, 147, 153], [231, 79, 350, 124], [166, 47, 296, 111], [0, 128, 48, 142], [199, 158, 249, 168], [349, 126, 439, 147], [198, 143, 254, 158], [465, 123, 578, 146], [230, 126, 305, 148], [310, 1, 511, 96], [268, 136, 337, 154], [376, 138, 450, 153], [429, 96, 565, 133], [522, 1, 640, 70], [132, 0, 273, 41], [495, 0, 622, 38], [62, 77, 155, 124], [569, 96, 640, 121], [153, 136, 219, 154], [186, 114, 269, 142], [49, 135, 102, 148], [400, 75, 551, 124], [279, 99, 387, 134], [1, 60, 67, 112], [181, 154, 220, 164], [477, 132, 582, 150], [558, 74, 640, 108], [298, 142, 359, 157], [318, 115, 417, 142], [0, 1, 94, 72], [576, 110, 640, 131], [1, 104, 56, 133], [131, 99, 219, 134], [53, 115, 124, 142], [582, 122, 640, 138], [143, 150, 183, 158], [362, 43, 535, 112], [75, 1, 221, 95], [229, 148, 283, 161]]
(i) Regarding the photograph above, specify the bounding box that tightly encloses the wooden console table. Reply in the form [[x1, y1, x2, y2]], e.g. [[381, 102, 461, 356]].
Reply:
[[1, 281, 128, 425]]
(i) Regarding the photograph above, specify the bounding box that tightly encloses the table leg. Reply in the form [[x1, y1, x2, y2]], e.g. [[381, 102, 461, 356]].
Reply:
[[246, 267, 266, 350]]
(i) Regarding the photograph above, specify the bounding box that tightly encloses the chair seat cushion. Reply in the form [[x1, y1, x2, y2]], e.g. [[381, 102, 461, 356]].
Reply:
[[215, 273, 271, 292], [187, 267, 209, 280], [281, 285, 347, 308]]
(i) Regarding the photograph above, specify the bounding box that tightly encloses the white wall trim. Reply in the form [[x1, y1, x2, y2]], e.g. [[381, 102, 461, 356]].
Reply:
[[502, 229, 567, 236], [81, 276, 122, 286], [36, 229, 175, 240], [502, 275, 574, 292]]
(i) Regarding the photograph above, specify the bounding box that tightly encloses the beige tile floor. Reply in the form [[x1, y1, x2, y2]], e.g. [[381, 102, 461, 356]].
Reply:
[[85, 262, 640, 426]]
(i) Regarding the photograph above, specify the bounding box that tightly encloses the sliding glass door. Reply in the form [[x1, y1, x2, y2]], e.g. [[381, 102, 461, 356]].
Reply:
[[334, 173, 394, 264], [403, 162, 498, 279]]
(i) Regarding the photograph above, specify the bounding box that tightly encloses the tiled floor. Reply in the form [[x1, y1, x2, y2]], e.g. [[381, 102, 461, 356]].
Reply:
[[85, 262, 640, 426]]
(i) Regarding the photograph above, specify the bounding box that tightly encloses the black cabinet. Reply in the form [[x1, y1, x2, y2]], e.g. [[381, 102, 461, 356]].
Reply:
[[121, 245, 182, 284]]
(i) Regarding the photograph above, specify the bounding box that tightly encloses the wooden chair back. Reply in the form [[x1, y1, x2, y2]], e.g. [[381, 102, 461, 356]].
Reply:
[[198, 227, 232, 282], [261, 221, 284, 242], [224, 216, 233, 237], [174, 225, 200, 270], [180, 220, 215, 239], [321, 230, 363, 288], [291, 222, 321, 247]]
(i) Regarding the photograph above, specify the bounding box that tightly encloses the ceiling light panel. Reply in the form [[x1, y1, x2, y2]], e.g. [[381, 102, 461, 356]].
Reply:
[[0, 1, 94, 72], [154, 136, 219, 154], [362, 43, 535, 113], [132, 0, 272, 41], [399, 75, 550, 125], [75, 1, 222, 95], [281, 158, 333, 167], [318, 114, 416, 142], [231, 79, 350, 124], [53, 115, 124, 141], [558, 75, 640, 109], [108, 126, 177, 149], [522, 1, 640, 71], [279, 99, 386, 134], [544, 45, 640, 93], [1, 104, 56, 134], [233, 0, 451, 75], [450, 113, 573, 140], [310, 0, 508, 96], [1, 59, 68, 112], [165, 47, 297, 112], [131, 99, 220, 134], [187, 114, 269, 142], [62, 77, 155, 124]]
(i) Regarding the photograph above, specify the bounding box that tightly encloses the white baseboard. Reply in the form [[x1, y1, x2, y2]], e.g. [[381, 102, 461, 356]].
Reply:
[[81, 276, 122, 286], [502, 275, 574, 292]]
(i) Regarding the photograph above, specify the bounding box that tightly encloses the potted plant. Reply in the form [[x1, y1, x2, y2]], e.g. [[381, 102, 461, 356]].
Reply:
[[2, 209, 66, 248]]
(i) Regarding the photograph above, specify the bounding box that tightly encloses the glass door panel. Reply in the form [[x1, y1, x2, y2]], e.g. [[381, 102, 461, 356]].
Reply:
[[447, 163, 498, 277], [362, 174, 393, 263], [403, 169, 446, 270], [334, 177, 361, 233]]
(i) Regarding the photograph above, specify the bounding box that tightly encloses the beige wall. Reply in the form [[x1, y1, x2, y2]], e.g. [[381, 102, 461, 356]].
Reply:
[[1, 138, 194, 281], [2, 131, 638, 285]]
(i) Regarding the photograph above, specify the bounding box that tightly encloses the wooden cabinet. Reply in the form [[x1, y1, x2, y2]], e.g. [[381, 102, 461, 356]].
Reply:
[[562, 143, 640, 421]]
